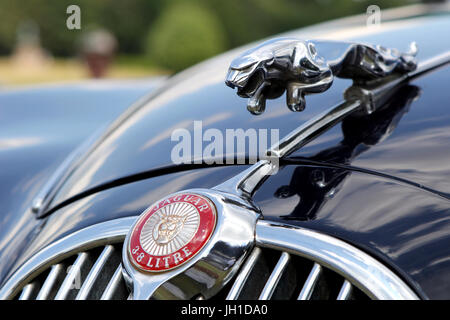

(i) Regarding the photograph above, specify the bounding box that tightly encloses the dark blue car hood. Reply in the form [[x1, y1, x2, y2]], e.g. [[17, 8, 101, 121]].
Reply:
[[1, 10, 450, 299]]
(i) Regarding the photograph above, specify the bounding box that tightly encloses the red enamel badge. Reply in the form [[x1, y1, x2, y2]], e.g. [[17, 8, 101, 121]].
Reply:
[[128, 193, 217, 272]]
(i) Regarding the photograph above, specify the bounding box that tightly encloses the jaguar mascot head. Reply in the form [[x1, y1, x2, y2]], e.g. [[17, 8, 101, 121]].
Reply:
[[153, 214, 188, 245]]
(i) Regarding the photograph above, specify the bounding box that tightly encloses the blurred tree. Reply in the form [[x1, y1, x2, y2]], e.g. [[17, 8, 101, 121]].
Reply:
[[145, 2, 227, 71], [0, 0, 162, 55], [0, 0, 416, 70], [0, 0, 89, 55], [207, 0, 413, 49], [94, 0, 164, 53]]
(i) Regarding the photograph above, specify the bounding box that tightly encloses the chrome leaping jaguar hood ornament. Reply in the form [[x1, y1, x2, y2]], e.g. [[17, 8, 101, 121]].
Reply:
[[225, 38, 418, 114]]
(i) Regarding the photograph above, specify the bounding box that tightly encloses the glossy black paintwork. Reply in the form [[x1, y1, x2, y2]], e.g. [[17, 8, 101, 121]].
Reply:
[[47, 15, 450, 210], [253, 69, 450, 299], [0, 165, 249, 286], [0, 12, 450, 299], [277, 84, 423, 221], [257, 168, 450, 299]]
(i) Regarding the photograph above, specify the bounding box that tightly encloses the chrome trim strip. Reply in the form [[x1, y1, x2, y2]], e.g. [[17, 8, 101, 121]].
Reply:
[[76, 245, 115, 300], [18, 283, 36, 300], [258, 252, 290, 300], [256, 220, 419, 300], [297, 263, 322, 300], [215, 100, 361, 197], [55, 252, 90, 300], [226, 247, 262, 300], [409, 51, 450, 79], [0, 217, 136, 300], [270, 100, 361, 159], [36, 264, 64, 300], [337, 280, 353, 300], [100, 265, 124, 300]]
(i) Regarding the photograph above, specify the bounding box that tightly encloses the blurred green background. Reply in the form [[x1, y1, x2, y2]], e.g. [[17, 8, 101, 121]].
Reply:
[[0, 0, 421, 85]]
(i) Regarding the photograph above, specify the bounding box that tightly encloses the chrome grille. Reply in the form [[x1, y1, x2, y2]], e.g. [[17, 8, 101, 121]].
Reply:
[[0, 217, 134, 300], [14, 244, 128, 300], [249, 220, 418, 300], [0, 217, 418, 300], [224, 247, 368, 300]]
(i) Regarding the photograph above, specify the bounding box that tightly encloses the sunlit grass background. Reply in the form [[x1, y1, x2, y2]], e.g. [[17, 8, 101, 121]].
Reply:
[[0, 56, 166, 85]]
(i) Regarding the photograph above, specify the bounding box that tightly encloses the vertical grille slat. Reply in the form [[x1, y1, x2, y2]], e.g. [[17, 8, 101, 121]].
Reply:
[[18, 283, 37, 300], [76, 245, 115, 300], [54, 252, 90, 300], [297, 263, 322, 300], [36, 264, 64, 300], [226, 247, 261, 300], [101, 265, 126, 300], [258, 252, 290, 300], [336, 280, 353, 300]]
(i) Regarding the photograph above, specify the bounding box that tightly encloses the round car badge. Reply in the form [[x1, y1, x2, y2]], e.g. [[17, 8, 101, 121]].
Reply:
[[128, 193, 217, 272]]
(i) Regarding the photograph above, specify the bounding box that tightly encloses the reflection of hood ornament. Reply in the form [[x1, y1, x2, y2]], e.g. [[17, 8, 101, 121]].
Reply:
[[225, 38, 417, 114]]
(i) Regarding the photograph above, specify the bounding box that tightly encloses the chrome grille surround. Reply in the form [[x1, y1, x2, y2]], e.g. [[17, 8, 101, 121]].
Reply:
[[0, 217, 135, 300], [0, 217, 419, 300], [252, 220, 418, 300]]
